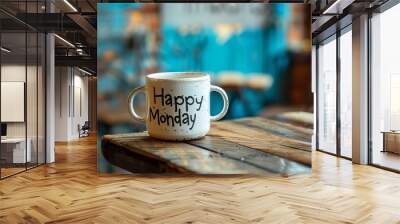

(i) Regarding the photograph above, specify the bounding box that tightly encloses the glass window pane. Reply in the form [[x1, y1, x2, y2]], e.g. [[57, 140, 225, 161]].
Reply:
[[371, 4, 400, 171], [318, 37, 337, 154], [0, 1, 46, 179], [1, 30, 27, 177], [27, 0, 40, 169], [27, 30, 38, 169], [340, 29, 352, 158]]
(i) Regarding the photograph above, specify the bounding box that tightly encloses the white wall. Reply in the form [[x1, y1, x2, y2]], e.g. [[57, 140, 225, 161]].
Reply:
[[55, 67, 89, 141], [1, 65, 26, 141], [1, 64, 46, 164], [55, 67, 69, 141], [70, 73, 89, 138], [1, 65, 37, 138]]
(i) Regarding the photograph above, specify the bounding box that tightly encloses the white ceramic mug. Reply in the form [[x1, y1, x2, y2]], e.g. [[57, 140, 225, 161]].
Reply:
[[128, 72, 229, 141]]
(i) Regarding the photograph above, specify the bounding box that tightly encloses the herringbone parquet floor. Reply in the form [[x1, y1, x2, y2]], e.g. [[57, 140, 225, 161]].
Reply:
[[1, 135, 400, 223]]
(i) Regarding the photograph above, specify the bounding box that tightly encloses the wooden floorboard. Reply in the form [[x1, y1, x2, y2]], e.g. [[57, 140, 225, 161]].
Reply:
[[1, 135, 400, 223]]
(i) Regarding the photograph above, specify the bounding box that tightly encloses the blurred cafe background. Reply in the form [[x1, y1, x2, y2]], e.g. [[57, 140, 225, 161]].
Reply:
[[97, 3, 311, 139]]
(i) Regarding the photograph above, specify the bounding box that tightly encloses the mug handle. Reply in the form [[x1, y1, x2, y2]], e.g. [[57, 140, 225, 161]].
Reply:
[[128, 86, 146, 122], [210, 85, 229, 121]]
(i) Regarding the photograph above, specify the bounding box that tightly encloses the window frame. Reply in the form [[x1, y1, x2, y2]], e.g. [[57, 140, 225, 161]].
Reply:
[[314, 20, 353, 160]]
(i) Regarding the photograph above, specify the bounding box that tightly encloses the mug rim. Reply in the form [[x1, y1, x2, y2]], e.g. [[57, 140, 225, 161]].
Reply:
[[146, 72, 210, 82]]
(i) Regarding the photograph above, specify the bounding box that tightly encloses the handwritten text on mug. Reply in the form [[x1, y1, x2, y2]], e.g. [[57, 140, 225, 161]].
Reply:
[[149, 87, 203, 130]]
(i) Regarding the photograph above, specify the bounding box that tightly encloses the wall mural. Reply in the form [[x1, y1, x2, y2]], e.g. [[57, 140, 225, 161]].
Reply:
[[97, 3, 312, 175]]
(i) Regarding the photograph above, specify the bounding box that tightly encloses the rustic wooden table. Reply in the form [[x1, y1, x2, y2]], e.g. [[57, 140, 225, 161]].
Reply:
[[102, 115, 312, 176]]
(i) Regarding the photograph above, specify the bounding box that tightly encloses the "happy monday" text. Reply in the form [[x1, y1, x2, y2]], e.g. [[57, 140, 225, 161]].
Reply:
[[149, 87, 203, 130]]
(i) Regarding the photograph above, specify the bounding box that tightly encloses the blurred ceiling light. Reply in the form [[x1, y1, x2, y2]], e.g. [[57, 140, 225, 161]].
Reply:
[[75, 42, 84, 48], [63, 0, 78, 12], [54, 34, 75, 48], [78, 67, 93, 76], [1, 47, 11, 53], [76, 48, 85, 55]]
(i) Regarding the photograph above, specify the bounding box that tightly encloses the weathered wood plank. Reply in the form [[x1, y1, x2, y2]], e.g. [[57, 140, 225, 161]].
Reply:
[[103, 133, 272, 175], [101, 116, 312, 175], [208, 118, 311, 165], [267, 112, 314, 129], [234, 117, 312, 143], [188, 136, 310, 176]]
